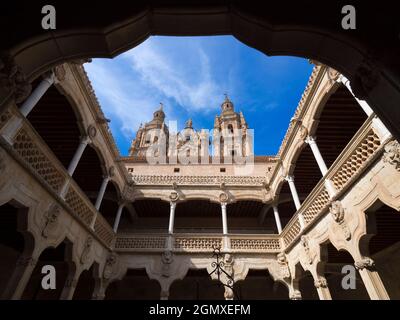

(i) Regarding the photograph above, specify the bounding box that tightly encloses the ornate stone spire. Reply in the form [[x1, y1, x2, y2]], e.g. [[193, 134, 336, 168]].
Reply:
[[185, 118, 193, 129], [221, 94, 234, 113], [214, 115, 220, 129], [239, 111, 247, 128], [153, 103, 165, 121]]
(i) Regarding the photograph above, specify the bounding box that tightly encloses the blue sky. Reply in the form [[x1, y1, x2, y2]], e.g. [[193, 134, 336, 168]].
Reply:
[[84, 36, 313, 156]]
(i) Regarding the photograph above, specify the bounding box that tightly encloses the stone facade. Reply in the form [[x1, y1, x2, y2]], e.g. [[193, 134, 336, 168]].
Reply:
[[0, 61, 399, 300]]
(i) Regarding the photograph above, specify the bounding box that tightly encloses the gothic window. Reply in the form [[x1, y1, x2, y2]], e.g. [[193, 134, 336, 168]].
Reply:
[[228, 124, 234, 134], [153, 136, 158, 143]]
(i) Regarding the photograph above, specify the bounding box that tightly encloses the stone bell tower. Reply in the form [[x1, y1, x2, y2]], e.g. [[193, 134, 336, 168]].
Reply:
[[213, 95, 251, 159], [129, 103, 169, 157]]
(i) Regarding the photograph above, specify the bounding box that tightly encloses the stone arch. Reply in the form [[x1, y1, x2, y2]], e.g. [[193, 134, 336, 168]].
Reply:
[[72, 261, 100, 300], [4, 3, 399, 141], [0, 199, 34, 298], [73, 145, 107, 202], [25, 82, 83, 170], [105, 268, 161, 300], [358, 200, 400, 299], [233, 268, 288, 300], [21, 237, 74, 300], [169, 268, 223, 300]]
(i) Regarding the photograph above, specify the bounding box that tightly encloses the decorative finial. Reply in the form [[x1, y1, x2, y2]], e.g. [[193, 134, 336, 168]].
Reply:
[[185, 118, 193, 129], [159, 102, 163, 111]]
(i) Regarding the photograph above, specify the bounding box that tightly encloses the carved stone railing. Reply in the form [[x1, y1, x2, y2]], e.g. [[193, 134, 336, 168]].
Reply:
[[115, 233, 281, 253], [130, 174, 267, 187], [93, 212, 116, 247], [281, 117, 385, 249], [281, 216, 302, 247], [0, 105, 115, 247], [326, 124, 381, 192]]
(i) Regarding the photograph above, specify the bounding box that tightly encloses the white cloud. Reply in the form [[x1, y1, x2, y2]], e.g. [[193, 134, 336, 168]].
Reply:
[[122, 40, 223, 112], [84, 60, 156, 138]]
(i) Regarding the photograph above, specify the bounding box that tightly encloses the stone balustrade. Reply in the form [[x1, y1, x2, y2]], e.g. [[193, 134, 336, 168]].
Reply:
[[0, 104, 115, 247], [115, 233, 281, 253]]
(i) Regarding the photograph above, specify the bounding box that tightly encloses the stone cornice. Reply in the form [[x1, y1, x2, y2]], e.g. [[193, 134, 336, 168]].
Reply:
[[69, 63, 130, 183]]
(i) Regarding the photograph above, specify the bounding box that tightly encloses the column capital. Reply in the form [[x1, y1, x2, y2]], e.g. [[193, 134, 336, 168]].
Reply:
[[285, 175, 295, 182], [42, 71, 56, 85], [314, 277, 328, 289], [170, 201, 177, 208], [355, 257, 375, 271], [79, 135, 91, 145], [304, 135, 316, 145]]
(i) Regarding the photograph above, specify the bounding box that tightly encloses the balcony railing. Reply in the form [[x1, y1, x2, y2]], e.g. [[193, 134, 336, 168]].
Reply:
[[281, 116, 385, 249], [0, 105, 115, 248], [115, 233, 281, 253]]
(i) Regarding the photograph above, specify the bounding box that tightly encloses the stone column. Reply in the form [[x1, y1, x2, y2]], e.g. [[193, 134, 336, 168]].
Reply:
[[95, 176, 110, 211], [59, 136, 91, 197], [91, 279, 109, 300], [90, 175, 111, 229], [2, 251, 40, 300], [60, 268, 81, 300], [314, 276, 332, 300], [19, 72, 55, 117], [355, 258, 390, 300], [221, 202, 228, 235], [168, 201, 177, 234], [305, 136, 328, 175], [286, 175, 301, 210], [113, 202, 125, 233], [338, 75, 391, 143], [67, 136, 90, 176], [285, 175, 305, 228], [272, 205, 283, 234]]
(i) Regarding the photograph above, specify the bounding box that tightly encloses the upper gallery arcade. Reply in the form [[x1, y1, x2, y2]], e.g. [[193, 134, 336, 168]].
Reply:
[[0, 57, 399, 300]]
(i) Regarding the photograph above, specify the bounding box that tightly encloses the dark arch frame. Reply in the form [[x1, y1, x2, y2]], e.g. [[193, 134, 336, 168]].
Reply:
[[3, 3, 399, 140]]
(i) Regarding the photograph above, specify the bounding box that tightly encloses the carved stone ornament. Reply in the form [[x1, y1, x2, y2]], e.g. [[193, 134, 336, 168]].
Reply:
[[103, 252, 118, 280], [382, 140, 400, 171], [54, 64, 66, 82], [80, 236, 93, 265], [0, 151, 5, 174], [169, 191, 179, 202], [354, 257, 375, 271], [161, 250, 173, 277], [108, 166, 115, 177], [289, 290, 302, 300], [329, 201, 351, 241], [299, 125, 308, 141], [160, 289, 169, 299], [219, 192, 229, 203], [277, 252, 291, 279], [41, 203, 61, 238], [87, 125, 97, 139], [350, 57, 380, 100], [314, 277, 328, 289], [224, 286, 234, 300], [0, 55, 31, 103], [327, 67, 340, 82], [16, 256, 37, 267], [300, 235, 313, 265]]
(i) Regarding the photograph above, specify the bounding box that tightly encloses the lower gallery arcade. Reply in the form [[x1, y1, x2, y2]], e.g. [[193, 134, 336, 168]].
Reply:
[[0, 61, 400, 300]]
